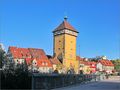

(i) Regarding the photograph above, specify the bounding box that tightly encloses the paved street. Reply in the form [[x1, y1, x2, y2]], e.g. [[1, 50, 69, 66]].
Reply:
[[53, 76, 120, 90]]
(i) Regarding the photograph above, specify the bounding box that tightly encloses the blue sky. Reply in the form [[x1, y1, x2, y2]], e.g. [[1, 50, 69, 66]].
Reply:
[[0, 0, 120, 59]]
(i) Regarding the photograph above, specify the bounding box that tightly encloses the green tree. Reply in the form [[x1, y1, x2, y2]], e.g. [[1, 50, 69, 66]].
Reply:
[[0, 47, 6, 68], [2, 60, 31, 89], [111, 59, 120, 72]]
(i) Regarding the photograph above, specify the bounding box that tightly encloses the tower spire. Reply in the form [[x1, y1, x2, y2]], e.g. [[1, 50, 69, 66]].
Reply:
[[64, 16, 68, 21]]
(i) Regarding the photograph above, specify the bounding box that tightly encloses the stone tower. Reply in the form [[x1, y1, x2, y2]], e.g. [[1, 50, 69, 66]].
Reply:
[[53, 18, 79, 73]]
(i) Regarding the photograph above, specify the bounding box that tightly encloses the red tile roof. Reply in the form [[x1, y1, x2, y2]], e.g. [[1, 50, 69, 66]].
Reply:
[[9, 46, 31, 59], [49, 57, 62, 65], [89, 62, 96, 68], [76, 56, 84, 61], [53, 20, 78, 33], [28, 48, 48, 59], [36, 59, 52, 67], [98, 60, 114, 66], [76, 56, 96, 68], [76, 56, 81, 61], [9, 46, 52, 67], [25, 58, 32, 65]]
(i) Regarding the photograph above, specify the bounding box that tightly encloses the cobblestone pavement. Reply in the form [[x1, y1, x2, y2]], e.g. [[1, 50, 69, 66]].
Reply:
[[53, 76, 120, 90]]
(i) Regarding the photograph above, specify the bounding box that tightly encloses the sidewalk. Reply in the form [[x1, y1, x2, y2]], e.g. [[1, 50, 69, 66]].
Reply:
[[53, 76, 120, 90]]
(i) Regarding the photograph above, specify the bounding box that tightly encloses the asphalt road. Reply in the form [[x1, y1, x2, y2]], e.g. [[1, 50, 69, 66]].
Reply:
[[53, 76, 120, 90]]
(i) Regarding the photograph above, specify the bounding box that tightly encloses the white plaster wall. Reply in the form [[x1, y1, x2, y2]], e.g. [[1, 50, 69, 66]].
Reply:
[[96, 63, 103, 71], [14, 59, 25, 64]]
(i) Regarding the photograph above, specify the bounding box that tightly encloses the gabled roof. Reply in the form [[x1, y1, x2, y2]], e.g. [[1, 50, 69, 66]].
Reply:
[[76, 56, 81, 61], [25, 58, 52, 67], [36, 59, 52, 67], [9, 46, 48, 60], [98, 59, 114, 66], [49, 57, 62, 65], [9, 46, 52, 67], [76, 56, 84, 61], [89, 62, 96, 68], [28, 48, 48, 60], [9, 46, 31, 59], [76, 56, 96, 68], [53, 20, 78, 33], [25, 58, 33, 65], [9, 46, 53, 67]]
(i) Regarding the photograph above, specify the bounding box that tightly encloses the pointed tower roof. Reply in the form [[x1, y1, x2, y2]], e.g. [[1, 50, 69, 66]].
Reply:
[[53, 18, 78, 33]]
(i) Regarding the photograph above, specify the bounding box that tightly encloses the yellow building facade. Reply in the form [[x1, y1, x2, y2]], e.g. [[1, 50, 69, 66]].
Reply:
[[53, 18, 79, 73]]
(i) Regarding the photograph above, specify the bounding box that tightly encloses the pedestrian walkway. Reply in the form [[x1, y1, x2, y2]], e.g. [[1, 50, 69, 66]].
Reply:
[[53, 76, 120, 90]]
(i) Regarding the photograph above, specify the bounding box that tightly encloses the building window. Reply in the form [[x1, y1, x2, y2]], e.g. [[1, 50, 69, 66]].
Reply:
[[71, 41, 73, 43], [59, 40, 61, 42], [58, 48, 60, 50]]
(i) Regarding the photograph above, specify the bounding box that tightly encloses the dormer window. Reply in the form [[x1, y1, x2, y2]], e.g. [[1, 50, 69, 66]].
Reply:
[[46, 63, 48, 66], [42, 62, 45, 65]]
